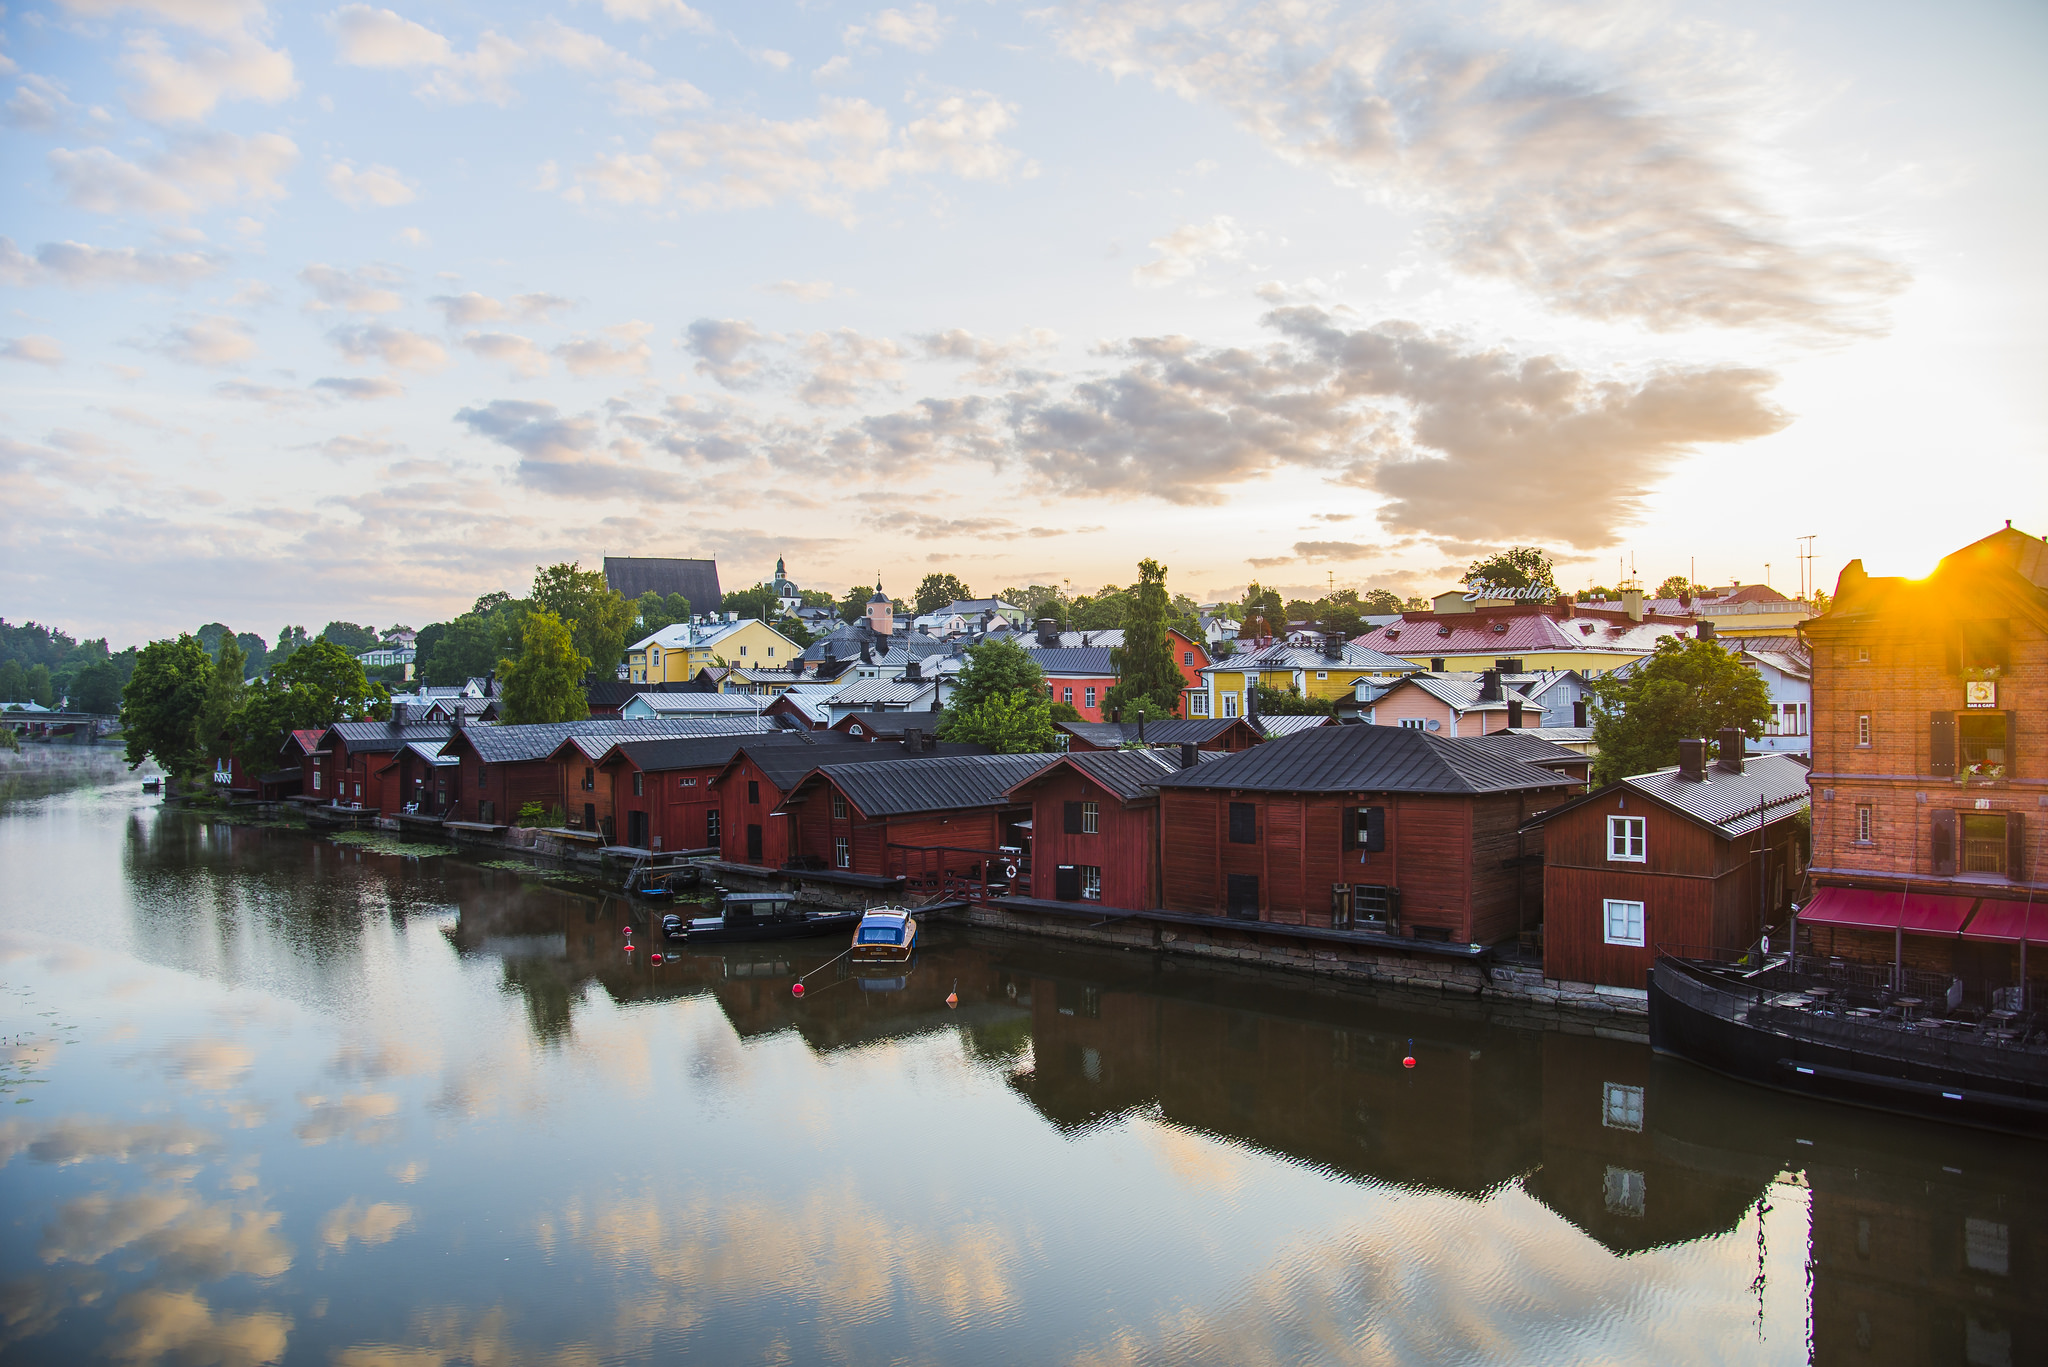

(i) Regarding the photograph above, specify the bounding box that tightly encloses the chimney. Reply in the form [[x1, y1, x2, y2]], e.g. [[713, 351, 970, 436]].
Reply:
[[1716, 727, 1746, 775], [1622, 588, 1645, 622], [824, 641, 836, 660], [902, 726, 921, 753], [1180, 741, 1198, 769], [388, 702, 407, 729], [905, 659, 921, 682], [1136, 709, 1147, 744], [1036, 617, 1058, 646], [1678, 737, 1708, 781], [1697, 619, 1717, 640], [1479, 668, 1502, 702], [1323, 633, 1343, 660], [1573, 698, 1588, 729], [1507, 699, 1523, 728]]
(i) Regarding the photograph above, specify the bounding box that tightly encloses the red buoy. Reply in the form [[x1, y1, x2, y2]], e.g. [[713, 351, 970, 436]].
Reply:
[[792, 982, 805, 997], [650, 953, 663, 965], [1403, 1055, 1416, 1069]]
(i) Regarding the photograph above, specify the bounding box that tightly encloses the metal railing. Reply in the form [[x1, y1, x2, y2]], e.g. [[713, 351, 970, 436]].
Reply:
[[886, 844, 1028, 903]]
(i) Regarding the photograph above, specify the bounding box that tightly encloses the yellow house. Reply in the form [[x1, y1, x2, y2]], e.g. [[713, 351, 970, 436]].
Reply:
[[627, 618, 801, 684], [1193, 640, 1414, 718], [1355, 600, 1699, 677]]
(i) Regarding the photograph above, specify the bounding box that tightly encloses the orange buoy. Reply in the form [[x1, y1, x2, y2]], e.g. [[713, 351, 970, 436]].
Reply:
[[792, 982, 805, 998], [945, 991, 958, 1008]]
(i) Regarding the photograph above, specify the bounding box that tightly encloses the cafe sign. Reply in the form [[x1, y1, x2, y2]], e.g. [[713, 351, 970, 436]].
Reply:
[[1966, 680, 1998, 709]]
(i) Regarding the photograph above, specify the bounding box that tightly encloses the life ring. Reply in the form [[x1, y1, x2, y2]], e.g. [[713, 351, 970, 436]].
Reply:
[[1003, 862, 1019, 881]]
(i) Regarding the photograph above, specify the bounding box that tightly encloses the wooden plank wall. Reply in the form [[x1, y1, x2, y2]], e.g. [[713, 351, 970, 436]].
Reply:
[[1024, 767, 1158, 907]]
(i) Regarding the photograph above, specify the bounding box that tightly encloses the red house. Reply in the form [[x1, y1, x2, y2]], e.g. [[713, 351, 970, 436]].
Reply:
[[312, 717, 454, 813], [1152, 725, 1574, 945], [597, 732, 820, 851], [1056, 717, 1263, 753], [779, 752, 1047, 885], [709, 735, 991, 869], [287, 728, 331, 800], [1004, 745, 1215, 907], [1522, 738, 1810, 990], [440, 717, 782, 828]]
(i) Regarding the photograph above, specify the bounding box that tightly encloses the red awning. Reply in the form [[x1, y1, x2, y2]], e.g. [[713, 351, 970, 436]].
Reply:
[[1960, 899, 2048, 946], [1797, 887, 1977, 935]]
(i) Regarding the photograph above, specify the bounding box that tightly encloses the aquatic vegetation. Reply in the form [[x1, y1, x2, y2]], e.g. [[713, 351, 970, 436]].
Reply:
[[330, 830, 451, 859]]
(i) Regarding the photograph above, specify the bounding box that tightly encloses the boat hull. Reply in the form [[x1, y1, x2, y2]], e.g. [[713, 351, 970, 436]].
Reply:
[[1648, 962, 2048, 1139], [683, 914, 860, 945]]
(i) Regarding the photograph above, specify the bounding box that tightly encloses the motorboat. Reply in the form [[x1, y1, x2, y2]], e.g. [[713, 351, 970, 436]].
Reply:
[[850, 907, 918, 963], [672, 893, 860, 945]]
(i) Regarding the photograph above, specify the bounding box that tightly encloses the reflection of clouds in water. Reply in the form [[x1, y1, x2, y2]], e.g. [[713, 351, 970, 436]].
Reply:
[[1134, 1119, 1258, 1195], [389, 1160, 426, 1184], [0, 1115, 222, 1168], [155, 1037, 255, 1092], [105, 1288, 292, 1367], [39, 1187, 293, 1281], [320, 1201, 415, 1252], [329, 1038, 440, 1082], [686, 1025, 745, 1087], [220, 1099, 269, 1130], [0, 1267, 108, 1352], [331, 1306, 527, 1367], [294, 1093, 400, 1147]]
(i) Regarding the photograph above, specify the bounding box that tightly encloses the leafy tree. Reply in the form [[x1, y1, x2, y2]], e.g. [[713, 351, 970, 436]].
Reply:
[[320, 621, 379, 654], [420, 603, 527, 685], [1048, 699, 1083, 723], [1655, 575, 1703, 601], [1251, 684, 1335, 716], [838, 585, 876, 623], [196, 623, 232, 657], [1238, 582, 1284, 636], [943, 690, 1057, 754], [0, 660, 26, 703], [235, 632, 267, 677], [1589, 638, 1772, 786], [1359, 589, 1406, 615], [634, 591, 693, 636], [199, 637, 247, 767], [531, 562, 634, 676], [472, 591, 512, 616], [773, 613, 816, 650], [1071, 585, 1132, 630], [1466, 546, 1558, 594], [999, 584, 1070, 624], [799, 588, 838, 610], [719, 582, 784, 622], [227, 640, 389, 770], [25, 664, 54, 707], [915, 572, 972, 614], [72, 660, 123, 714], [121, 635, 215, 779], [1811, 588, 1832, 614], [1104, 559, 1186, 721], [271, 625, 311, 668], [498, 609, 590, 725], [1284, 598, 1317, 624]]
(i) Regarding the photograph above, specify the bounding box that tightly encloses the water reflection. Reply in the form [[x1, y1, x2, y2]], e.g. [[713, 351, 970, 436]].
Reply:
[[1, 780, 2043, 1364]]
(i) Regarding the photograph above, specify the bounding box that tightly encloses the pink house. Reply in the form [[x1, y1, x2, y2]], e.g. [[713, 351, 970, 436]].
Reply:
[[1362, 670, 1540, 738]]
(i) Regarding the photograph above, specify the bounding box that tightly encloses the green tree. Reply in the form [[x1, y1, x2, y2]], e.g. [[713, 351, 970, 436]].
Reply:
[[838, 585, 876, 623], [472, 590, 512, 616], [1072, 585, 1132, 630], [235, 632, 267, 677], [531, 562, 634, 677], [1251, 684, 1335, 716], [320, 621, 379, 654], [634, 591, 693, 636], [271, 625, 311, 668], [121, 636, 215, 779], [1811, 588, 1832, 614], [719, 582, 785, 622], [1466, 546, 1559, 594], [420, 612, 507, 686], [1358, 589, 1406, 615], [1238, 582, 1284, 636], [227, 640, 390, 770], [1104, 559, 1186, 721], [198, 637, 247, 770], [1656, 574, 1703, 601], [72, 660, 123, 714], [1589, 638, 1772, 786], [999, 584, 1070, 624], [25, 664, 54, 707], [773, 613, 816, 650], [196, 622, 232, 657], [915, 572, 972, 614], [1048, 699, 1083, 724], [0, 660, 23, 704], [945, 690, 1057, 754], [799, 588, 838, 610], [498, 609, 591, 725]]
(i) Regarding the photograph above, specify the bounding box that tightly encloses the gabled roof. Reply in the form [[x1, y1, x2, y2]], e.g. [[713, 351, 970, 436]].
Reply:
[[601, 730, 817, 773], [831, 710, 950, 737], [719, 735, 989, 791], [457, 716, 778, 765], [286, 728, 329, 756], [603, 556, 721, 608], [803, 752, 1051, 817], [1256, 714, 1332, 738], [1055, 717, 1254, 747], [322, 720, 453, 755], [1739, 649, 1811, 681], [584, 678, 701, 708], [1523, 751, 1810, 839], [550, 715, 782, 761], [1019, 646, 1117, 675], [1379, 674, 1541, 714], [827, 677, 937, 706], [1006, 746, 1228, 801], [629, 618, 793, 653], [1208, 641, 1414, 674], [1448, 732, 1587, 768], [1508, 726, 1595, 744], [1154, 723, 1574, 796], [1357, 609, 1697, 658], [625, 692, 770, 714]]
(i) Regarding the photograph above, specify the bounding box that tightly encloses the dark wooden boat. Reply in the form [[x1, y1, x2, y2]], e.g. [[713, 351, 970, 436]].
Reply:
[[1649, 952, 2048, 1138], [674, 893, 860, 944], [850, 908, 918, 963]]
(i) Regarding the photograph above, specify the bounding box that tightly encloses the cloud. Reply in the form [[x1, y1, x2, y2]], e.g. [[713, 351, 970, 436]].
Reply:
[[119, 31, 295, 123], [328, 323, 448, 372], [1050, 2, 1907, 335], [310, 433, 403, 460], [847, 4, 948, 52], [797, 328, 903, 406], [104, 1289, 292, 1367], [331, 9, 656, 106], [609, 77, 710, 118], [147, 314, 255, 367], [26, 239, 224, 287], [763, 279, 839, 302], [1291, 540, 1381, 562], [5, 75, 67, 131], [683, 317, 774, 387], [456, 397, 681, 498], [57, 0, 269, 38], [586, 0, 714, 33], [325, 159, 416, 208], [574, 94, 1028, 222], [1132, 216, 1243, 288], [459, 331, 549, 377], [329, 5, 455, 69], [49, 131, 298, 216], [299, 262, 404, 313], [319, 1199, 414, 1251], [312, 375, 405, 400], [554, 320, 652, 376], [914, 326, 1058, 384], [2, 335, 65, 367]]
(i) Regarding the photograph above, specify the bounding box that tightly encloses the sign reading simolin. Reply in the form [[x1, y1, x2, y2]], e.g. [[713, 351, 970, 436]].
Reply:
[[1462, 581, 1553, 603]]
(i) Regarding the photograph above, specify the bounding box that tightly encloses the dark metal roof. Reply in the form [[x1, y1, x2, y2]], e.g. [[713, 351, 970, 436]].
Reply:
[[1056, 718, 1247, 747], [1522, 751, 1810, 838], [831, 710, 950, 737], [1020, 646, 1117, 674], [607, 731, 819, 772], [583, 678, 703, 708], [810, 752, 1052, 817], [1154, 723, 1574, 796], [731, 736, 990, 790], [324, 720, 453, 755], [1449, 732, 1588, 767], [1009, 746, 1228, 801], [456, 716, 775, 765], [602, 556, 721, 609]]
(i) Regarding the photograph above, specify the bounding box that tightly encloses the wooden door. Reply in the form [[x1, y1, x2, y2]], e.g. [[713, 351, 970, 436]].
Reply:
[[1055, 865, 1081, 901], [1227, 874, 1259, 920], [747, 823, 763, 863]]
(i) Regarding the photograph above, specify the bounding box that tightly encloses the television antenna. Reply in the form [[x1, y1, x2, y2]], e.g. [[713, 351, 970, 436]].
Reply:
[[1796, 535, 1816, 601]]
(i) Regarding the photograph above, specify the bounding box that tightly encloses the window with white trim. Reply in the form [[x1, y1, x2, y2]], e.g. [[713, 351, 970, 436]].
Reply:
[[1398, 718, 1426, 730], [834, 836, 850, 868], [832, 792, 847, 819], [1857, 713, 1872, 747], [1222, 692, 1239, 717], [1081, 801, 1098, 834], [1602, 1082, 1645, 1132], [1084, 686, 1096, 709], [1062, 687, 1073, 704], [1316, 671, 1328, 680], [1080, 865, 1101, 900], [1855, 805, 1873, 844], [1189, 692, 1210, 717], [1607, 815, 1646, 862], [1603, 898, 1645, 946]]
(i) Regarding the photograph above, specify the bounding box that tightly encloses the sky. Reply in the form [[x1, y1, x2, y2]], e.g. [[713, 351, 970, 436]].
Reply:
[[2, 0, 2044, 645]]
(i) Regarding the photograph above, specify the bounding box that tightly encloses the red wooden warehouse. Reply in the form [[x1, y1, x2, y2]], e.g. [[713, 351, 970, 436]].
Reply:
[[779, 752, 1048, 886], [1151, 725, 1575, 946], [708, 735, 987, 870], [1004, 745, 1217, 906], [1522, 736, 1810, 990]]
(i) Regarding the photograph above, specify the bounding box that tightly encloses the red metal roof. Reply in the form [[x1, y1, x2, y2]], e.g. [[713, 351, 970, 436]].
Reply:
[[1799, 887, 1976, 935], [1959, 899, 2048, 945]]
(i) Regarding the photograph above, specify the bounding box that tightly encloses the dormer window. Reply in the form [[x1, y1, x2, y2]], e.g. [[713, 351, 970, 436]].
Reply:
[[1436, 625, 1452, 637], [1491, 622, 1508, 633]]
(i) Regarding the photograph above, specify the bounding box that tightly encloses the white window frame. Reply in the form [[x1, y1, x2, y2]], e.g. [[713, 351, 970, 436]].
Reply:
[[1222, 691, 1239, 718], [1607, 815, 1646, 862], [1080, 865, 1101, 901], [1398, 718, 1426, 730], [1062, 687, 1073, 704], [767, 646, 776, 658], [834, 836, 850, 868], [832, 793, 847, 819], [1316, 671, 1328, 680], [1084, 686, 1096, 709], [738, 645, 748, 657], [1603, 898, 1646, 947], [1602, 1082, 1645, 1132], [1081, 801, 1099, 834], [1189, 692, 1210, 717], [1856, 805, 1873, 843], [1856, 713, 1871, 746]]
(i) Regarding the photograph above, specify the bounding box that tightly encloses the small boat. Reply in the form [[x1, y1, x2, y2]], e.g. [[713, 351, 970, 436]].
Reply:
[[631, 881, 673, 900], [850, 907, 917, 963], [673, 893, 860, 945]]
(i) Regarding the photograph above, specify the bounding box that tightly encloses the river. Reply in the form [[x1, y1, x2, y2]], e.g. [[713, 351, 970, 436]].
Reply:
[[0, 750, 2040, 1365]]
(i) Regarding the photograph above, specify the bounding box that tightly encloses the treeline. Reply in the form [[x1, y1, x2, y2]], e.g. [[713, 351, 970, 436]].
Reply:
[[0, 620, 133, 712]]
